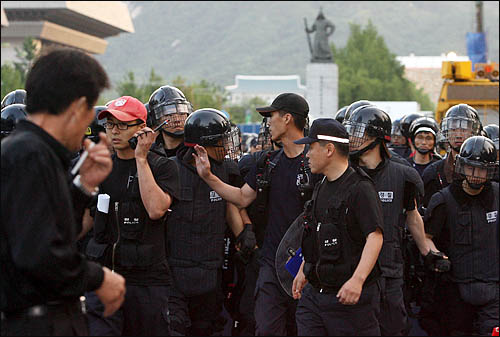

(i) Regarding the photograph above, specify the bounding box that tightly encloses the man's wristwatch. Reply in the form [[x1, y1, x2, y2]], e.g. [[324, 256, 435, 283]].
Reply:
[[73, 174, 99, 197]]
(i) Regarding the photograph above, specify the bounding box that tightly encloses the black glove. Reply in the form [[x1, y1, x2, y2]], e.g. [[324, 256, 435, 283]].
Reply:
[[424, 250, 451, 272], [235, 224, 256, 263]]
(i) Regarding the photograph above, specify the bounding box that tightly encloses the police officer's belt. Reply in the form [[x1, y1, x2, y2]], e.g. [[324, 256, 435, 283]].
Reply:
[[1, 299, 83, 320]]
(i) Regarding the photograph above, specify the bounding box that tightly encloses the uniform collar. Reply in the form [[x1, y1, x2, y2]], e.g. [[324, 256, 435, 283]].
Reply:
[[451, 180, 494, 209]]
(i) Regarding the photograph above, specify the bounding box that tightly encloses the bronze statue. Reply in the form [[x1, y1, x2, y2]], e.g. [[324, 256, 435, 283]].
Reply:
[[304, 8, 335, 63]]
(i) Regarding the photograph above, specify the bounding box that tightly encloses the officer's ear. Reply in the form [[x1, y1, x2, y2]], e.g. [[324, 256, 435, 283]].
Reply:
[[326, 142, 336, 157]]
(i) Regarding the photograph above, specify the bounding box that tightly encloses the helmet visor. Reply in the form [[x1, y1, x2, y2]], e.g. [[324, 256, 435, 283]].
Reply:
[[222, 125, 242, 161], [345, 121, 370, 150], [153, 102, 192, 120], [157, 112, 189, 131], [258, 118, 272, 150], [391, 124, 403, 137], [455, 156, 499, 182]]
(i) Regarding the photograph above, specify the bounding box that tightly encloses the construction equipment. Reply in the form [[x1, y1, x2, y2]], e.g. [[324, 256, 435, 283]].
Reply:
[[435, 60, 499, 126]]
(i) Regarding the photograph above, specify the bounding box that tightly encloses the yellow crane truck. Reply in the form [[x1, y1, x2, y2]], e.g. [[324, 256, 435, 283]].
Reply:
[[436, 60, 499, 126]]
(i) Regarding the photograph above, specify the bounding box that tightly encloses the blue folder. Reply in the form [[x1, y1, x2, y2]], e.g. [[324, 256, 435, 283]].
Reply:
[[285, 248, 303, 277]]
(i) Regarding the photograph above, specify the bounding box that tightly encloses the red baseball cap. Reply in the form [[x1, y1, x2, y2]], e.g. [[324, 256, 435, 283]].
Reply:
[[97, 96, 147, 122]]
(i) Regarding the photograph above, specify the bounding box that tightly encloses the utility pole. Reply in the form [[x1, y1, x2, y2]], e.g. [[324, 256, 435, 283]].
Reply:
[[475, 1, 483, 33]]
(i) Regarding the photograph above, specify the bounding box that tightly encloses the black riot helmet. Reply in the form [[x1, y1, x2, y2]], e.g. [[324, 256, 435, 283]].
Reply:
[[1, 89, 27, 110], [483, 124, 499, 150], [148, 85, 193, 138], [344, 105, 392, 159], [391, 119, 404, 137], [1, 103, 27, 139], [184, 108, 241, 161], [454, 136, 498, 189], [144, 102, 153, 128], [85, 106, 107, 143], [343, 100, 371, 123], [441, 104, 481, 152], [257, 117, 273, 151], [390, 118, 408, 147], [334, 105, 348, 123], [409, 116, 440, 155], [400, 113, 423, 140]]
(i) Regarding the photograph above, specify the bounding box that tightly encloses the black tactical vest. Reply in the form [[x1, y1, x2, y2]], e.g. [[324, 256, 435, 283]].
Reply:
[[302, 167, 376, 289], [252, 146, 314, 247], [436, 183, 499, 282], [87, 152, 168, 268], [369, 159, 424, 278], [166, 157, 230, 270]]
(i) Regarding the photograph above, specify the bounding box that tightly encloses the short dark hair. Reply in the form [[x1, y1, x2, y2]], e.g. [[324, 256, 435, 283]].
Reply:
[[25, 48, 110, 115], [279, 110, 306, 131], [319, 140, 349, 157]]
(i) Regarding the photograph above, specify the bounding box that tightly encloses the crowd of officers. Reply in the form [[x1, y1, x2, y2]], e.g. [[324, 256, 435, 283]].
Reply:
[[1, 48, 499, 336]]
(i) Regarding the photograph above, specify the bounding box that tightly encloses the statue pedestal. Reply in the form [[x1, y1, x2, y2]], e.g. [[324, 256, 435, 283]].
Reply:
[[306, 63, 338, 121]]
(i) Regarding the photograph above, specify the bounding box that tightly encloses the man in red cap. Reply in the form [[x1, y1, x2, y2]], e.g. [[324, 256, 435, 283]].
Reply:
[[84, 96, 180, 336]]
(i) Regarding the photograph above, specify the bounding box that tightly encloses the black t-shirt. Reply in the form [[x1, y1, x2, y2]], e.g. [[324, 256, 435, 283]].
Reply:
[[406, 155, 441, 178], [314, 169, 384, 244], [245, 150, 322, 265], [100, 153, 179, 285], [308, 167, 384, 287]]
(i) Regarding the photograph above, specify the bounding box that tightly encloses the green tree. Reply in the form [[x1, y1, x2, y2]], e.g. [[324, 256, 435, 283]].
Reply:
[[142, 69, 164, 102], [14, 37, 38, 84], [115, 71, 145, 101], [1, 37, 38, 99], [1, 63, 24, 100], [225, 96, 267, 124], [332, 21, 434, 111]]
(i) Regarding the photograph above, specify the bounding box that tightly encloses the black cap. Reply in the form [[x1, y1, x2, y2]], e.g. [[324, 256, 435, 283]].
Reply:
[[294, 118, 349, 145], [256, 93, 309, 117]]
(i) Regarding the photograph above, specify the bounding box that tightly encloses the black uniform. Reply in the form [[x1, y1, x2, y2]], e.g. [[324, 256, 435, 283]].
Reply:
[[406, 154, 441, 178], [358, 157, 424, 336], [424, 181, 499, 335], [245, 148, 322, 336], [421, 154, 455, 209], [166, 146, 241, 336], [229, 150, 269, 336], [84, 152, 180, 336], [297, 166, 384, 335], [1, 120, 104, 336]]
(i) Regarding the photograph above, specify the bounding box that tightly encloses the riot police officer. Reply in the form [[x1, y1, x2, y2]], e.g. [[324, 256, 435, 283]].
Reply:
[[1, 89, 26, 110], [344, 105, 431, 336], [1, 103, 27, 140], [421, 104, 481, 209], [148, 85, 193, 158], [406, 116, 441, 177], [292, 118, 384, 335], [399, 113, 424, 158], [389, 118, 412, 158], [424, 136, 499, 335], [84, 96, 180, 336], [166, 108, 251, 336], [193, 93, 322, 336]]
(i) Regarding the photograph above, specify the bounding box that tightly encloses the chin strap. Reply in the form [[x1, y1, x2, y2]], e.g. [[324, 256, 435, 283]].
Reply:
[[349, 138, 381, 162], [161, 129, 184, 139], [465, 176, 487, 190]]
